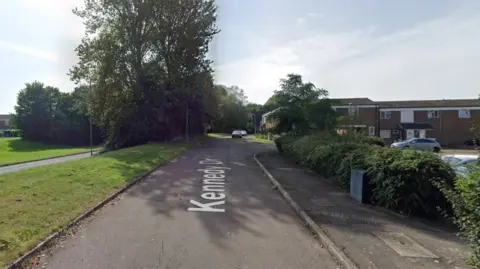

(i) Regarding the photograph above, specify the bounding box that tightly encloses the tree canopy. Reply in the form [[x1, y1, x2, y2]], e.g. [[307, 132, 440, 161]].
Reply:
[[14, 81, 102, 145], [267, 73, 336, 134], [209, 85, 251, 133], [70, 0, 219, 149]]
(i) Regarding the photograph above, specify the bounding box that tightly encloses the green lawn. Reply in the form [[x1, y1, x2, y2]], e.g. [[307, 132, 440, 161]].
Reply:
[[253, 136, 274, 144], [207, 133, 230, 138], [0, 138, 101, 166], [0, 141, 196, 267]]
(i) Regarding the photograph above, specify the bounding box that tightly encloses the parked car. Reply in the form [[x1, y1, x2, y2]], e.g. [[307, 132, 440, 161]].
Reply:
[[390, 138, 442, 152], [441, 154, 479, 176], [232, 130, 243, 138], [241, 130, 247, 136], [464, 138, 480, 147]]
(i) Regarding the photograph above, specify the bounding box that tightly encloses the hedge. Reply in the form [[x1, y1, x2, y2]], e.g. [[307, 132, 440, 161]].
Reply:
[[276, 131, 480, 265], [435, 167, 480, 266], [275, 132, 456, 218]]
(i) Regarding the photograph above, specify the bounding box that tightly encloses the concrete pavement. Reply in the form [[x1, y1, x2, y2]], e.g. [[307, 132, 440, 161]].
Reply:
[[0, 152, 96, 174], [256, 151, 472, 269], [34, 138, 340, 269]]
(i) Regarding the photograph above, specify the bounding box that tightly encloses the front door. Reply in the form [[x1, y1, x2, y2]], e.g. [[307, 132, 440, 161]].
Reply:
[[406, 129, 415, 139]]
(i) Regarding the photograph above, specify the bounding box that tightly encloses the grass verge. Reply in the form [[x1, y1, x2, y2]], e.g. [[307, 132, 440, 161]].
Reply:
[[253, 136, 274, 144], [0, 138, 102, 166], [207, 133, 230, 138], [0, 140, 199, 267]]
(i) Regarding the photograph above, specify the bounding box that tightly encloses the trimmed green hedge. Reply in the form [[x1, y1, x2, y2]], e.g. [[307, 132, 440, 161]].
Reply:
[[436, 167, 480, 266], [275, 132, 455, 218], [276, 131, 479, 265]]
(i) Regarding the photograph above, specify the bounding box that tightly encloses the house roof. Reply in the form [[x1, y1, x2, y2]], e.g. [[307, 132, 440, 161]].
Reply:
[[262, 108, 281, 118], [331, 98, 480, 108], [0, 114, 10, 120], [331, 98, 374, 105], [376, 99, 480, 108]]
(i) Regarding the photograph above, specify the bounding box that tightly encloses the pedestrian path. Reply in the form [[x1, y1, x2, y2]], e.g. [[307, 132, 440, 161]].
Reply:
[[0, 152, 96, 174], [257, 151, 472, 269]]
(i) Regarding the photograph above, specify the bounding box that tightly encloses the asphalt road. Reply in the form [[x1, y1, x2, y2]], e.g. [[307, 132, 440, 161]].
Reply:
[[0, 152, 95, 174], [37, 138, 339, 269]]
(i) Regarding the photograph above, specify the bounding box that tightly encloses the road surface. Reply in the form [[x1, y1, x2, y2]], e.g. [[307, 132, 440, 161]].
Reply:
[[0, 152, 95, 175], [38, 138, 339, 269]]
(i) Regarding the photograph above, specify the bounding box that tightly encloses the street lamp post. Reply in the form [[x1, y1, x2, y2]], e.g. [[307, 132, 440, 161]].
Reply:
[[89, 77, 93, 156]]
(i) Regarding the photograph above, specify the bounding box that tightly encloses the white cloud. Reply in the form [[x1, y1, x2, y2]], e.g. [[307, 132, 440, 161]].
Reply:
[[0, 41, 58, 62], [216, 10, 480, 104]]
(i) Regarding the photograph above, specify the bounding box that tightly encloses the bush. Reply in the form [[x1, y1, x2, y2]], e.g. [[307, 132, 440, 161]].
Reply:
[[365, 148, 455, 217], [277, 132, 456, 219], [359, 136, 385, 147], [336, 144, 376, 189], [436, 167, 480, 266]]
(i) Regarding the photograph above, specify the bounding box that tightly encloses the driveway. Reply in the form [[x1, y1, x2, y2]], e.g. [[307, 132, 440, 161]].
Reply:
[[35, 138, 339, 269]]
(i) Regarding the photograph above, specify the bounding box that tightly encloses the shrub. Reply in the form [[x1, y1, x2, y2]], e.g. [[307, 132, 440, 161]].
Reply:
[[436, 167, 480, 266], [365, 148, 455, 217], [274, 134, 297, 153], [336, 144, 376, 189], [359, 136, 385, 147]]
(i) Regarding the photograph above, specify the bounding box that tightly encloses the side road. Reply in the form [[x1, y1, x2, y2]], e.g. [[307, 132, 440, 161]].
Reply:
[[0, 152, 98, 174], [256, 150, 472, 269]]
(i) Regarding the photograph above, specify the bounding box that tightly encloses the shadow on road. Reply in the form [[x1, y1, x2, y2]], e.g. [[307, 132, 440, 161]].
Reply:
[[110, 137, 288, 251]]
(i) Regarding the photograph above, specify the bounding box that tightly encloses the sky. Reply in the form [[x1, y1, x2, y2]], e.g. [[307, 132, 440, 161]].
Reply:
[[1, 0, 480, 114]]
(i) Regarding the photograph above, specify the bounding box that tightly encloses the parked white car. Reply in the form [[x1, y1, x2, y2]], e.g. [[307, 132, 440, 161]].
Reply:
[[391, 138, 442, 152], [231, 130, 243, 139], [441, 154, 479, 176], [241, 130, 247, 136]]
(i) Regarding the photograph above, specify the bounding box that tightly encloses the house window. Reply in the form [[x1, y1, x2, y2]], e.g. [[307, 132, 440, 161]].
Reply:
[[459, 109, 471, 118], [380, 130, 391, 139], [380, 111, 391, 119], [368, 126, 375, 136], [427, 110, 439, 119], [348, 105, 358, 116]]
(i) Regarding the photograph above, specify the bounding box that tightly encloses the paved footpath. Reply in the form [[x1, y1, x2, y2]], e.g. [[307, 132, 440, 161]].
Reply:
[[35, 138, 340, 269], [256, 151, 472, 269], [0, 152, 95, 174]]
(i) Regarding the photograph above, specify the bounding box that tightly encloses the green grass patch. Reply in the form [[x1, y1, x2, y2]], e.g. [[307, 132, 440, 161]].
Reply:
[[207, 133, 230, 138], [0, 138, 102, 166], [0, 142, 195, 266], [253, 136, 274, 144]]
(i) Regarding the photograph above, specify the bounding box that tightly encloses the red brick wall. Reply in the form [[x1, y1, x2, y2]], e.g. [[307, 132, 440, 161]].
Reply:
[[377, 109, 479, 146], [332, 106, 480, 146]]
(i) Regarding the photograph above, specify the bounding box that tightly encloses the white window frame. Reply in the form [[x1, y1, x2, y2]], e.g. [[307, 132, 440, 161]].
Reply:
[[459, 109, 471, 118], [368, 126, 375, 136], [380, 130, 391, 139], [427, 110, 439, 119], [348, 105, 358, 116], [380, 111, 391, 119]]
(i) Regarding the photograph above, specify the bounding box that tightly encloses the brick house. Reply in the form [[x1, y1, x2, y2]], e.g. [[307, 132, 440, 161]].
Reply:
[[260, 108, 280, 131], [0, 114, 10, 134], [332, 98, 480, 147]]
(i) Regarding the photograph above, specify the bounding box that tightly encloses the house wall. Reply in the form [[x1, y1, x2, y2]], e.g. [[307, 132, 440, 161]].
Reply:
[[379, 108, 479, 146], [335, 105, 480, 147], [335, 107, 378, 136], [413, 109, 479, 146]]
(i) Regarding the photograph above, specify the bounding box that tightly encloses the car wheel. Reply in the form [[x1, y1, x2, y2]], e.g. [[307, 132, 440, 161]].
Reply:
[[433, 147, 440, 153]]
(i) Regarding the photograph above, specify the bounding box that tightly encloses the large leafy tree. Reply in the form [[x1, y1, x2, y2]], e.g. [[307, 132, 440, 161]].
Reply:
[[268, 73, 336, 134], [210, 85, 250, 132], [70, 0, 219, 149], [14, 82, 102, 145]]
